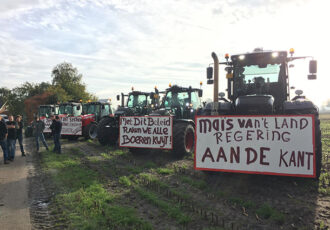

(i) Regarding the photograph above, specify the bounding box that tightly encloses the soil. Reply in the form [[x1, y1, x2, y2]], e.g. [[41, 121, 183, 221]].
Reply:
[[0, 138, 32, 230], [1, 133, 329, 229]]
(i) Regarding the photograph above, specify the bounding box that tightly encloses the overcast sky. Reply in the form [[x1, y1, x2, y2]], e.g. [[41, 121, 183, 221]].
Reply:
[[1, 0, 329, 107]]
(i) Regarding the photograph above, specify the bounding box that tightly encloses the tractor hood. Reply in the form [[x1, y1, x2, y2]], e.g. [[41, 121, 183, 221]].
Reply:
[[150, 108, 171, 116], [235, 95, 274, 114], [115, 107, 135, 116]]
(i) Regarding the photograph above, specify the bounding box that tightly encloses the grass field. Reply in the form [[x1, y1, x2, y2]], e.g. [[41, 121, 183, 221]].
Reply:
[[34, 116, 330, 229]]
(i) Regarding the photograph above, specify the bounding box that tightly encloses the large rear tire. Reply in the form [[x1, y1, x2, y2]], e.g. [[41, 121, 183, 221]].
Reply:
[[97, 117, 118, 146], [172, 123, 195, 158], [315, 115, 322, 179]]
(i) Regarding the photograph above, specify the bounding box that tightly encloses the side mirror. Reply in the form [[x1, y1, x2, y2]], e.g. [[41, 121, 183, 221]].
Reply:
[[198, 90, 203, 97], [308, 60, 317, 80], [219, 92, 225, 98], [207, 67, 213, 79], [77, 105, 81, 110], [309, 60, 317, 74], [116, 95, 120, 101]]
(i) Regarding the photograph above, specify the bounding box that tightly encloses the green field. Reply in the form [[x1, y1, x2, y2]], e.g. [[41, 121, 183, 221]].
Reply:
[[33, 117, 330, 229]]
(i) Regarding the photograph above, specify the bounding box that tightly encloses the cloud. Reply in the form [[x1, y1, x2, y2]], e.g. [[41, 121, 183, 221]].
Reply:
[[0, 0, 329, 108]]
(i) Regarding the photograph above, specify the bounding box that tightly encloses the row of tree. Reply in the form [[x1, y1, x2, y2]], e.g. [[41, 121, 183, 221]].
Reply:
[[0, 62, 96, 119]]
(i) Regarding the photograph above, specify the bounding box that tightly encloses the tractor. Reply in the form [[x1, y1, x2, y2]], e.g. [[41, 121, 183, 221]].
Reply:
[[149, 84, 203, 157], [58, 102, 82, 117], [25, 104, 59, 137], [81, 100, 113, 139], [97, 89, 160, 146], [203, 48, 322, 178]]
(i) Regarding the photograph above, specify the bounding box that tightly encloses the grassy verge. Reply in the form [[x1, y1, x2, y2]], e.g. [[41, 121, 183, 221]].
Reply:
[[41, 148, 152, 230]]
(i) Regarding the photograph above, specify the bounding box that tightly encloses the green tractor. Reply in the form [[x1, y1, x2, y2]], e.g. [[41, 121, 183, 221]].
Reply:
[[96, 89, 160, 146], [203, 48, 322, 178], [149, 85, 203, 157]]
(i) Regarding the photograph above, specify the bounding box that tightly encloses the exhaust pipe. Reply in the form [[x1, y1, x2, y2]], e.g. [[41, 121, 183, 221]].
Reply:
[[121, 93, 125, 107], [211, 52, 219, 114]]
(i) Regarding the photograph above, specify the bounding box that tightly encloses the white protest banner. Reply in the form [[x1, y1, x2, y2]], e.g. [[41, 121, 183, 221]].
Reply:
[[195, 115, 315, 177], [42, 118, 52, 133], [119, 116, 173, 149], [42, 116, 82, 135]]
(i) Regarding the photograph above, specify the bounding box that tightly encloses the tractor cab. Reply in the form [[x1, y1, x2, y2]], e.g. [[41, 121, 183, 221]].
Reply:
[[38, 105, 59, 118], [155, 85, 203, 119], [58, 102, 82, 117], [116, 89, 160, 116], [206, 48, 317, 115], [83, 101, 112, 122]]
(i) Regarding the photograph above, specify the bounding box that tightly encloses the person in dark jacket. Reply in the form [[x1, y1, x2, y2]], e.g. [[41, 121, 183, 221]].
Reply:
[[32, 116, 49, 152], [50, 115, 62, 154], [6, 115, 17, 161], [16, 115, 26, 157], [0, 115, 9, 164]]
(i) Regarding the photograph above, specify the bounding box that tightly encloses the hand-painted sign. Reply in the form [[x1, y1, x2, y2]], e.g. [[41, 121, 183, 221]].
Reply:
[[195, 115, 315, 177], [42, 116, 82, 135], [119, 116, 173, 149]]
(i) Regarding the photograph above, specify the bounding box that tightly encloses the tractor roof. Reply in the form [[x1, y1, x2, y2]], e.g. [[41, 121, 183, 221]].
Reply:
[[59, 102, 81, 106], [231, 50, 288, 66], [163, 85, 201, 93], [85, 101, 110, 105], [128, 91, 153, 96]]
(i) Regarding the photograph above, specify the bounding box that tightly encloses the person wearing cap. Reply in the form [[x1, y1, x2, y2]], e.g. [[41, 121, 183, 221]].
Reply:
[[16, 115, 26, 157], [32, 116, 49, 152], [0, 114, 9, 164]]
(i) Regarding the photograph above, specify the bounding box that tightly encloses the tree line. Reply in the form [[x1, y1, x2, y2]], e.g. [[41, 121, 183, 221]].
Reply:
[[0, 62, 96, 119]]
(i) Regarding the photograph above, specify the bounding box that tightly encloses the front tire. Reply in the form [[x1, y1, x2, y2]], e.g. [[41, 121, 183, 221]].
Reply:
[[97, 117, 118, 146], [172, 123, 195, 158]]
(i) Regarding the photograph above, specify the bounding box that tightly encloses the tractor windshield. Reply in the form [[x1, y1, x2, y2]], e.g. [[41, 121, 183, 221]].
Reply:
[[235, 64, 280, 83], [127, 95, 148, 108], [39, 106, 52, 117], [82, 104, 88, 114], [59, 105, 73, 115], [87, 104, 100, 114], [164, 91, 189, 109]]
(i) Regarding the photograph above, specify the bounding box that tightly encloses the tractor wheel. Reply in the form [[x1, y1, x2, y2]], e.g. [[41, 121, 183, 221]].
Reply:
[[88, 123, 98, 140], [97, 117, 117, 146], [172, 123, 195, 158], [315, 115, 322, 179], [83, 123, 98, 140]]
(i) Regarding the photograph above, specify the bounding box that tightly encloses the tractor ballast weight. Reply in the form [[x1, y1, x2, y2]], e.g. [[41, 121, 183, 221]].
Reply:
[[149, 85, 203, 158], [97, 90, 159, 146], [203, 48, 322, 178]]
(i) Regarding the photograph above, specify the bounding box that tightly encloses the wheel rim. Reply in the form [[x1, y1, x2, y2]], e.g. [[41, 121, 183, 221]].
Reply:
[[185, 129, 194, 152], [89, 125, 98, 139]]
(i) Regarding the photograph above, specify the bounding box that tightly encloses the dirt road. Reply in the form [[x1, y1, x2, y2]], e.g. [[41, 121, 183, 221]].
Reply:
[[0, 139, 31, 230]]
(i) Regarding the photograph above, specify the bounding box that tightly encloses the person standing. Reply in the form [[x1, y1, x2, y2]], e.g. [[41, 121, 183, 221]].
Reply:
[[0, 115, 9, 164], [6, 115, 17, 161], [16, 115, 26, 157], [50, 115, 62, 154], [32, 116, 49, 152]]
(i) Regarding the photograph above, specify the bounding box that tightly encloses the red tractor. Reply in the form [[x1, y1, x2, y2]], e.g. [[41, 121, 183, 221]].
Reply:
[[81, 100, 113, 139]]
